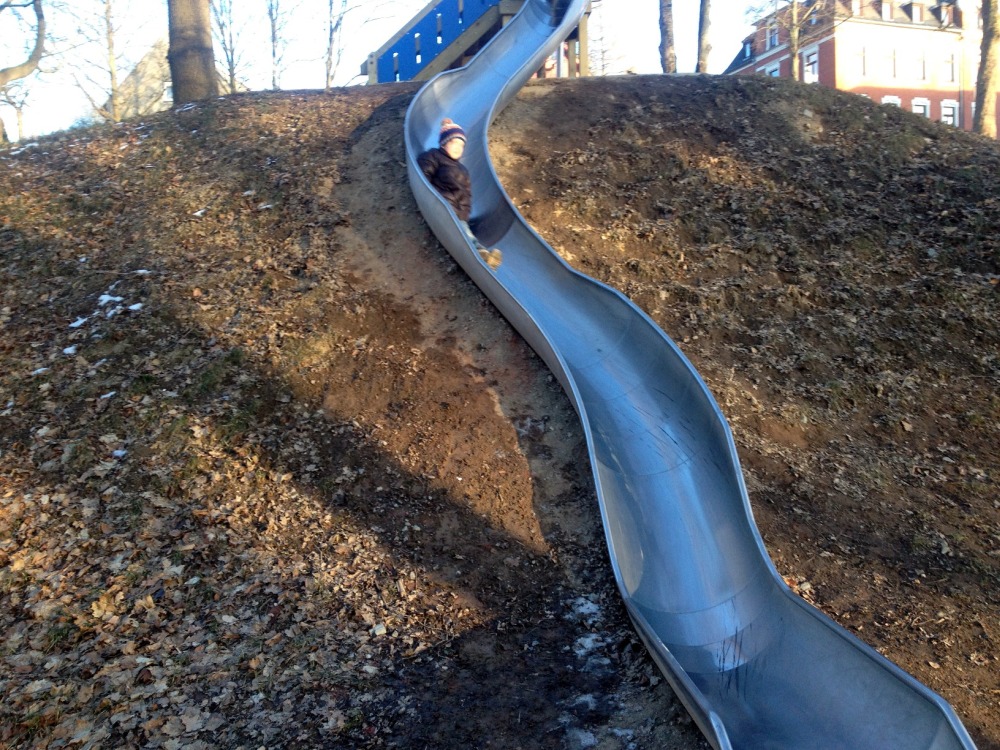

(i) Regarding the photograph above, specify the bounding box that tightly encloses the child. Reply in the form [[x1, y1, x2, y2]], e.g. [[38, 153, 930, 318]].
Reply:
[[417, 118, 503, 270]]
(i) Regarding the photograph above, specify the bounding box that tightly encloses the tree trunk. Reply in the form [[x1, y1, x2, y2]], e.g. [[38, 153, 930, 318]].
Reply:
[[168, 0, 219, 104], [105, 0, 120, 122], [267, 0, 280, 90], [0, 0, 45, 88], [789, 0, 800, 80], [659, 0, 676, 74], [975, 0, 999, 138], [325, 0, 346, 90], [696, 0, 711, 73]]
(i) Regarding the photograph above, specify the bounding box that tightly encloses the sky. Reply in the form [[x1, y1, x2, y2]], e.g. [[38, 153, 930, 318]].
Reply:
[[1, 0, 755, 141]]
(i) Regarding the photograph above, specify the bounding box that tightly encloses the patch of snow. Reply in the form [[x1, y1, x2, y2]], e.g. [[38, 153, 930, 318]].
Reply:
[[572, 694, 597, 710], [128, 303, 143, 311], [567, 597, 603, 625], [566, 728, 598, 750], [98, 294, 124, 307], [134, 269, 151, 275], [63, 346, 78, 355], [99, 391, 116, 400], [31, 367, 50, 376], [69, 317, 89, 328], [10, 142, 39, 156], [193, 208, 207, 217], [112, 449, 128, 458], [573, 633, 604, 658]]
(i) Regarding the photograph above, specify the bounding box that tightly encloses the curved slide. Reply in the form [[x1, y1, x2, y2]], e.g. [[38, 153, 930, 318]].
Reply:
[[403, 1, 978, 747]]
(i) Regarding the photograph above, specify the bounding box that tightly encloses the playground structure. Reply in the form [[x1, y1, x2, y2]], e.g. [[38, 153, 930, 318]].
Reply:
[[361, 0, 590, 84], [402, 0, 980, 747]]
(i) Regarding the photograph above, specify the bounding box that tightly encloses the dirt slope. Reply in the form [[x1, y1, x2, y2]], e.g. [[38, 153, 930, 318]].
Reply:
[[0, 75, 997, 749]]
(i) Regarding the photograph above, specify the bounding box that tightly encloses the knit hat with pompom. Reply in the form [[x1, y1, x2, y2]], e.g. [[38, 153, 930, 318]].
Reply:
[[439, 118, 467, 147]]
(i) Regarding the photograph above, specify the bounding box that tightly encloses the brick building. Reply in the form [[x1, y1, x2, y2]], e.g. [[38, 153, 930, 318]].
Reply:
[[724, 0, 999, 136]]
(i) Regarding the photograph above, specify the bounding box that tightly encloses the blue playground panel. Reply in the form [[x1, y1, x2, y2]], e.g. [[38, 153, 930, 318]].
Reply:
[[375, 0, 497, 82]]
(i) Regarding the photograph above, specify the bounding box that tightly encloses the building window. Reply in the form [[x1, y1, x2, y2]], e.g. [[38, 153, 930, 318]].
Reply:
[[911, 97, 931, 117], [803, 48, 819, 82], [744, 41, 753, 59], [882, 1, 892, 20], [912, 3, 922, 21], [767, 25, 779, 49], [766, 63, 781, 77], [941, 99, 960, 126], [882, 95, 902, 106]]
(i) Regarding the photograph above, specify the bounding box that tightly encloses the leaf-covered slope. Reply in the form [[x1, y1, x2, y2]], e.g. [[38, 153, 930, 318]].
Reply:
[[2, 74, 999, 749]]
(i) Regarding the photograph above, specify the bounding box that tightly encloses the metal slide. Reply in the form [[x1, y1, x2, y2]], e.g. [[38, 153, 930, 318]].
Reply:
[[402, 1, 978, 747]]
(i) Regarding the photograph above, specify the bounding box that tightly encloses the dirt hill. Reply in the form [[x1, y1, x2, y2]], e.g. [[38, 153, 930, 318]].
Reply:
[[0, 75, 997, 749]]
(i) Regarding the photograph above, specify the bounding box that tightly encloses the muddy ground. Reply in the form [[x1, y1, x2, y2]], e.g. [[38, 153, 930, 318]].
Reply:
[[0, 75, 997, 748]]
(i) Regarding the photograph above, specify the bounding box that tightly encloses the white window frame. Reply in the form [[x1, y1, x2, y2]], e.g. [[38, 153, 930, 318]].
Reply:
[[765, 63, 781, 77], [802, 46, 820, 83], [940, 99, 960, 126], [767, 25, 779, 49], [911, 97, 931, 117], [911, 3, 922, 22], [882, 95, 902, 106], [882, 1, 893, 20]]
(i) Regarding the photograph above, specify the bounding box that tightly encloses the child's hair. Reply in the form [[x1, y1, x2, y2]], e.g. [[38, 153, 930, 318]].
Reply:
[[439, 118, 467, 147]]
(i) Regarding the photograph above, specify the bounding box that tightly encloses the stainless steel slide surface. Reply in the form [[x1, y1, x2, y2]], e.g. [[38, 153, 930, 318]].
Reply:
[[402, 2, 978, 747]]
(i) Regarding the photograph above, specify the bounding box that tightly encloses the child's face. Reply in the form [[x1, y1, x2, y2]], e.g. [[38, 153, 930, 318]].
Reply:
[[443, 138, 466, 160]]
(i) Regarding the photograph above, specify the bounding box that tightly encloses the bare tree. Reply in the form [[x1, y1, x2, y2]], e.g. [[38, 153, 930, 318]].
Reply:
[[697, 0, 711, 73], [264, 0, 295, 90], [168, 0, 218, 103], [211, 0, 243, 94], [585, 0, 617, 76], [975, 0, 999, 138], [1, 80, 31, 139], [659, 0, 676, 73], [325, 0, 348, 89], [102, 0, 119, 121], [0, 0, 45, 143], [60, 0, 129, 122]]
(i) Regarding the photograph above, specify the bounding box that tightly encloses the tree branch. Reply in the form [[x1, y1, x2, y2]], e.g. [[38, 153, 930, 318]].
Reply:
[[0, 0, 45, 87]]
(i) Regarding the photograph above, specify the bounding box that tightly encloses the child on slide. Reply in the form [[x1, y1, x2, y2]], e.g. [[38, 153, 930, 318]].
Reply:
[[417, 118, 503, 270]]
